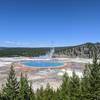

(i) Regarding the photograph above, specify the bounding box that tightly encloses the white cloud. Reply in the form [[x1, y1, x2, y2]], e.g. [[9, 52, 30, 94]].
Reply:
[[5, 41, 16, 44], [3, 41, 34, 47]]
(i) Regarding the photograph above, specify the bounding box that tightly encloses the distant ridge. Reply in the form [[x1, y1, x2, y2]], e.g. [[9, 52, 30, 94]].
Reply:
[[0, 42, 100, 58], [54, 42, 100, 58]]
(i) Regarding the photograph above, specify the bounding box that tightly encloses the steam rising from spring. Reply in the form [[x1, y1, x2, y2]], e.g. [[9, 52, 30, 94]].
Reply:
[[49, 48, 55, 58], [39, 48, 55, 59]]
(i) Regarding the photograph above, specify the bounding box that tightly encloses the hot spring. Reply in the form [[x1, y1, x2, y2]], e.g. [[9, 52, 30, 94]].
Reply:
[[22, 60, 64, 68], [22, 48, 64, 68]]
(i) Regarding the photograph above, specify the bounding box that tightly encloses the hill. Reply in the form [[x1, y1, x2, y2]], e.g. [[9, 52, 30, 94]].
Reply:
[[54, 42, 100, 58], [0, 42, 100, 58]]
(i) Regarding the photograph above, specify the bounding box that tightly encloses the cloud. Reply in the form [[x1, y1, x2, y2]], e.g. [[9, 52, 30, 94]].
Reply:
[[4, 41, 34, 47], [2, 41, 52, 47], [5, 41, 16, 44]]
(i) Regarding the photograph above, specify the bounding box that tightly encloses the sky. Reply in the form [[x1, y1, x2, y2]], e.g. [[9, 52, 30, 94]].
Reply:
[[0, 0, 100, 47]]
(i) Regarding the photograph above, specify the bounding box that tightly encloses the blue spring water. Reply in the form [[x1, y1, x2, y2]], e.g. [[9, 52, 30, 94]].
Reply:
[[22, 60, 64, 68]]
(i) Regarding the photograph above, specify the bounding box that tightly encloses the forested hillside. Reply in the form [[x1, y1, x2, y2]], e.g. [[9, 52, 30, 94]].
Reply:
[[0, 48, 50, 57], [0, 42, 100, 58], [54, 42, 100, 58]]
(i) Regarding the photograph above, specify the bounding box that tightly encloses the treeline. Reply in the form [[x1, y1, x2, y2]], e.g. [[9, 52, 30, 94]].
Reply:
[[0, 42, 100, 58], [0, 54, 100, 100], [0, 48, 50, 57]]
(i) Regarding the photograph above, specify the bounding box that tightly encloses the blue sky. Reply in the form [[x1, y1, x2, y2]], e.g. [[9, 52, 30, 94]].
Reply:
[[0, 0, 100, 47]]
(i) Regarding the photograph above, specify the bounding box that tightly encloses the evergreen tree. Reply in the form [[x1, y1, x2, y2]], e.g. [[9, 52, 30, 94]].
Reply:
[[29, 82, 36, 100], [18, 73, 30, 100], [80, 65, 90, 100], [82, 52, 100, 100], [2, 65, 19, 100], [36, 86, 44, 100], [43, 83, 54, 100], [59, 73, 70, 100], [53, 89, 60, 100], [69, 72, 80, 100], [0, 92, 2, 100]]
